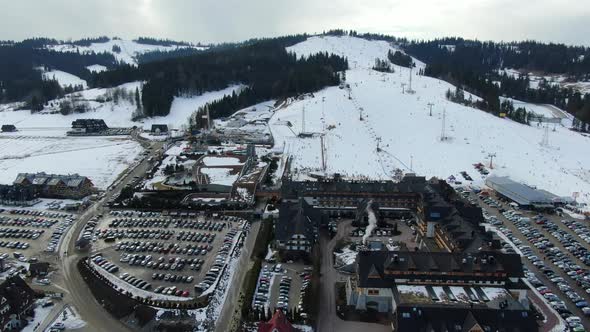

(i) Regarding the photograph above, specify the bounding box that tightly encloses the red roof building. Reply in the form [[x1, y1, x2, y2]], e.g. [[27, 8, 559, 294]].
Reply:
[[258, 310, 294, 332]]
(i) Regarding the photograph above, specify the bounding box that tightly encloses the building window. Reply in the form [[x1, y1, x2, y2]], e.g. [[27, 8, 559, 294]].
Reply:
[[401, 312, 411, 318], [368, 289, 379, 295]]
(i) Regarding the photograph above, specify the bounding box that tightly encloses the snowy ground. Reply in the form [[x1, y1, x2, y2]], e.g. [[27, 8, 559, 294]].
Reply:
[[0, 198, 83, 210], [334, 246, 358, 267], [46, 39, 207, 65], [42, 70, 87, 89], [22, 299, 54, 332], [267, 35, 590, 205], [0, 83, 242, 134], [201, 168, 239, 186], [0, 136, 142, 189], [86, 64, 107, 73], [202, 156, 243, 166], [43, 305, 86, 331]]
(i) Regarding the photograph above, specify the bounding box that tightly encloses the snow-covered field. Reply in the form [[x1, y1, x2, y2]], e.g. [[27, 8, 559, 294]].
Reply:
[[0, 135, 142, 189], [0, 83, 242, 134], [86, 64, 107, 73], [268, 36, 590, 205], [42, 69, 87, 89], [47, 39, 207, 65]]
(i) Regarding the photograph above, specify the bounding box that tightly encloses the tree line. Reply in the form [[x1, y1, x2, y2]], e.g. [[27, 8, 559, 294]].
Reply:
[[91, 35, 348, 119], [404, 38, 590, 128]]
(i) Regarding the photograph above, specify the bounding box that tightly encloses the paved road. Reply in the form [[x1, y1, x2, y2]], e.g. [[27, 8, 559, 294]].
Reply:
[[317, 220, 391, 332], [476, 196, 588, 331], [40, 137, 164, 332], [215, 220, 261, 332]]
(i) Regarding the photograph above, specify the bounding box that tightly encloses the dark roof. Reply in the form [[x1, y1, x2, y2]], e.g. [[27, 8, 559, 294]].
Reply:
[[396, 305, 538, 332], [151, 124, 168, 132], [357, 251, 524, 288], [14, 172, 93, 189], [0, 276, 37, 328], [485, 176, 558, 206], [29, 262, 49, 273], [71, 118, 108, 128], [1, 124, 16, 132], [281, 175, 427, 199], [422, 180, 497, 252], [275, 199, 320, 242]]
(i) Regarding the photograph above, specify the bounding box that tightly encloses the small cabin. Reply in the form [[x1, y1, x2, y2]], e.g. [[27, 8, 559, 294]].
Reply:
[[1, 125, 16, 132], [151, 124, 168, 135]]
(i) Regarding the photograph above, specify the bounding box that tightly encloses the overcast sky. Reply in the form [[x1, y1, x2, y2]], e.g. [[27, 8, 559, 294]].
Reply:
[[1, 0, 589, 46]]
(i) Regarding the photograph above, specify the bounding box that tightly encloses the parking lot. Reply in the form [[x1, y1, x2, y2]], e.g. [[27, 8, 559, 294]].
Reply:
[[253, 263, 311, 314], [0, 208, 76, 262], [463, 189, 590, 331], [88, 210, 246, 299]]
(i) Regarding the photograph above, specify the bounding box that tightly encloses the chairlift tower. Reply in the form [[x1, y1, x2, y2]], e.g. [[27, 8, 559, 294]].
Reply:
[[487, 153, 497, 169], [440, 108, 447, 141], [540, 124, 550, 147], [301, 106, 306, 134], [406, 66, 416, 94], [427, 102, 434, 116], [320, 134, 327, 172]]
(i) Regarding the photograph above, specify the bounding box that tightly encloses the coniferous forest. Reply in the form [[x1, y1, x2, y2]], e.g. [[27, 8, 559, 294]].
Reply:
[[91, 35, 348, 119], [404, 38, 590, 127]]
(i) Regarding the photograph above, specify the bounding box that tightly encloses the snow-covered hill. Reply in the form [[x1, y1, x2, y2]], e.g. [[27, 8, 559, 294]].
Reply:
[[47, 39, 208, 65], [287, 35, 424, 70], [42, 69, 87, 89], [269, 36, 590, 205]]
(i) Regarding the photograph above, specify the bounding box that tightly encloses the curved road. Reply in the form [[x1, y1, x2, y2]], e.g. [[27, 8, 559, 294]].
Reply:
[[42, 137, 164, 332]]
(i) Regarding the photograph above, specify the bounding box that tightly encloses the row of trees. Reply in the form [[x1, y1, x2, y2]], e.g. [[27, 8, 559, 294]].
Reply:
[[387, 50, 413, 67], [372, 58, 394, 73]]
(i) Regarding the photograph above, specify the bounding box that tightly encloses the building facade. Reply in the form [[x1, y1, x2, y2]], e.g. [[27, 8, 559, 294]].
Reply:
[[13, 172, 96, 199], [346, 250, 536, 332], [0, 276, 37, 331]]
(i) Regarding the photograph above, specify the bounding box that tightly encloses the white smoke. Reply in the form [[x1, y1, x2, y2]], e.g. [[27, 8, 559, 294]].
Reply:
[[363, 199, 377, 245]]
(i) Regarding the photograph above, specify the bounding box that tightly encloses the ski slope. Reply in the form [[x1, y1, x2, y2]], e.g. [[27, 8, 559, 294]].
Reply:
[[47, 39, 207, 65], [271, 36, 590, 204], [287, 35, 425, 70]]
